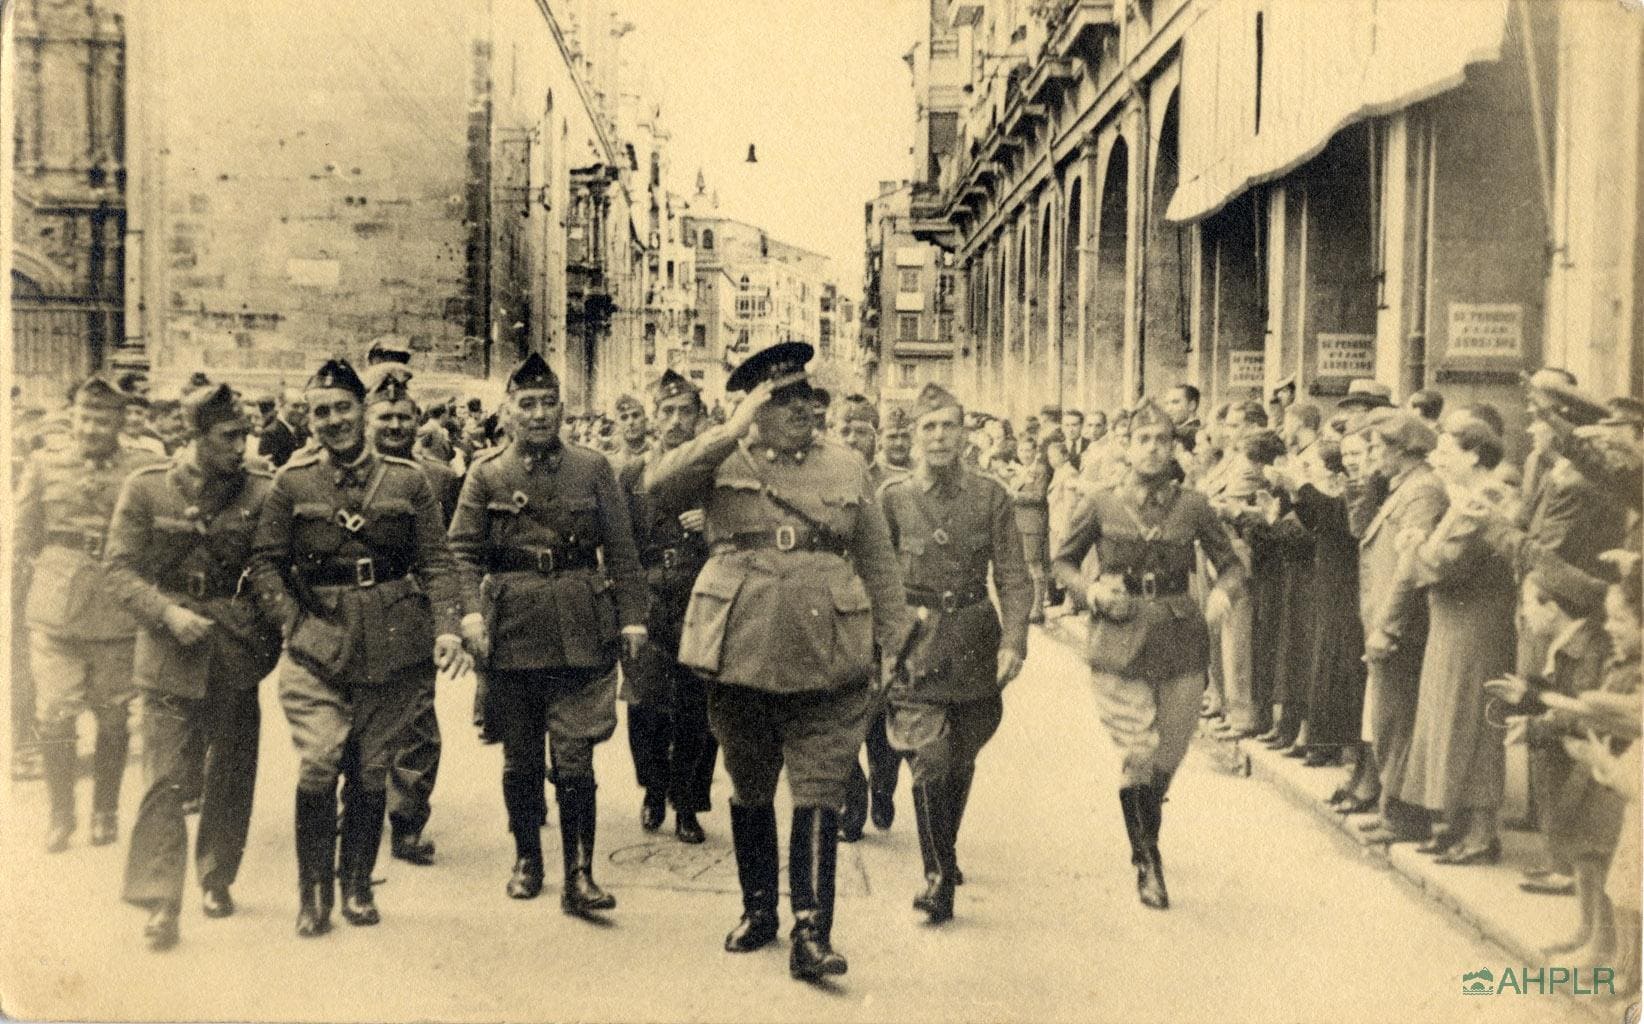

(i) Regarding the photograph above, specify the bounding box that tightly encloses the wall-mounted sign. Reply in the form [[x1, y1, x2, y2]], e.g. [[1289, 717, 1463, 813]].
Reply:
[[1228, 350, 1265, 388], [1447, 303, 1524, 362], [1316, 333, 1375, 378]]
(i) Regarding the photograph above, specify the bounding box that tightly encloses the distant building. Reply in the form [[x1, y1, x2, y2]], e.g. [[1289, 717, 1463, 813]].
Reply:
[[860, 180, 959, 404]]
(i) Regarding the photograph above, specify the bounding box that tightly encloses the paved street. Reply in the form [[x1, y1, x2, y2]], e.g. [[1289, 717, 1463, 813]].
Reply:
[[1, 629, 1572, 1023]]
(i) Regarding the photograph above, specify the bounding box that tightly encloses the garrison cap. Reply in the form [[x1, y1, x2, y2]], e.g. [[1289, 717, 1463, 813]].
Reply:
[[506, 351, 560, 394], [725, 341, 813, 394], [306, 358, 366, 399], [883, 406, 911, 435], [840, 393, 878, 428], [911, 382, 962, 422], [649, 369, 699, 406], [614, 393, 644, 414], [1128, 399, 1175, 434], [1526, 376, 1608, 429], [366, 336, 412, 366], [361, 364, 414, 406], [71, 376, 130, 411], [182, 382, 244, 433], [1337, 379, 1393, 409]]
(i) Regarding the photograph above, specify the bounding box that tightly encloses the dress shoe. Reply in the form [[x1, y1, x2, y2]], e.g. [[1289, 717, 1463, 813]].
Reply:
[[144, 904, 180, 952], [507, 857, 544, 899], [1435, 839, 1501, 866], [870, 790, 896, 831], [1518, 872, 1576, 895], [675, 811, 705, 845], [89, 811, 118, 847], [724, 909, 779, 952], [391, 830, 437, 865], [1254, 726, 1284, 745], [1303, 749, 1341, 768], [1359, 826, 1420, 845], [1282, 744, 1311, 759], [44, 819, 73, 854], [1415, 833, 1458, 855], [1327, 786, 1352, 805], [1336, 794, 1380, 815], [201, 886, 235, 918], [640, 792, 666, 832]]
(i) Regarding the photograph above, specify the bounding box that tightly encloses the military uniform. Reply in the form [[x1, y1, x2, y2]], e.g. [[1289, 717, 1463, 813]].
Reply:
[[15, 378, 162, 851], [880, 383, 1032, 922], [447, 353, 645, 914], [104, 385, 281, 946], [619, 372, 716, 842], [1052, 402, 1246, 910], [645, 342, 909, 979], [248, 359, 470, 936]]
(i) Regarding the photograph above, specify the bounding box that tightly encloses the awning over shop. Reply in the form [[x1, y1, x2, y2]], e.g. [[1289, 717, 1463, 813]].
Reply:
[[1166, 0, 1510, 224]]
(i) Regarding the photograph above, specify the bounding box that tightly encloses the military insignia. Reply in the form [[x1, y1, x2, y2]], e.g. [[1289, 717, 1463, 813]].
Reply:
[[335, 509, 366, 533], [931, 528, 951, 546], [511, 490, 529, 511]]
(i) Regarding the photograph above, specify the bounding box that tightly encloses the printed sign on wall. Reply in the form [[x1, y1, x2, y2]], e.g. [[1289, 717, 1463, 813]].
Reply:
[[1447, 303, 1524, 362], [1315, 333, 1375, 378], [1228, 350, 1265, 388]]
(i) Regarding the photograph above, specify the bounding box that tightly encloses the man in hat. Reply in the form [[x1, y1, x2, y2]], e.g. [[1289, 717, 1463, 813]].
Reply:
[[880, 407, 914, 475], [105, 384, 282, 950], [619, 370, 718, 844], [1337, 378, 1394, 412], [15, 377, 163, 853], [258, 388, 310, 469], [612, 393, 651, 476], [248, 358, 476, 937], [357, 366, 463, 867], [1053, 400, 1247, 909], [1355, 412, 1448, 845], [366, 337, 412, 367], [645, 341, 909, 980], [834, 393, 904, 841], [448, 352, 646, 918], [879, 382, 1032, 923]]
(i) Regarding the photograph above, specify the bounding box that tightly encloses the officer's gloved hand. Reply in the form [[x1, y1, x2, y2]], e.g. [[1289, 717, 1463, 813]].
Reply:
[[621, 625, 648, 661], [678, 508, 706, 533], [460, 612, 490, 664], [996, 648, 1023, 688], [1085, 575, 1133, 622], [162, 605, 214, 646], [434, 633, 472, 676]]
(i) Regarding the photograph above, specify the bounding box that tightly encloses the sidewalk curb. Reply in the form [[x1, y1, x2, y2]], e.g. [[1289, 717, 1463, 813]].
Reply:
[[1037, 614, 1624, 1021]]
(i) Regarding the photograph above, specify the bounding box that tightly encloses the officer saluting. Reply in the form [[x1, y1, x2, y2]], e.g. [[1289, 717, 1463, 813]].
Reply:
[[620, 370, 718, 844], [248, 358, 476, 937], [447, 353, 646, 916], [15, 376, 162, 853], [1052, 400, 1247, 910], [644, 342, 909, 981], [880, 382, 1032, 924], [105, 384, 282, 950]]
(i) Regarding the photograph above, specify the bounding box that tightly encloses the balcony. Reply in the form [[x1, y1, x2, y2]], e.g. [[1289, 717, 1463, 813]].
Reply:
[[1044, 0, 1117, 59], [949, 1, 984, 28]]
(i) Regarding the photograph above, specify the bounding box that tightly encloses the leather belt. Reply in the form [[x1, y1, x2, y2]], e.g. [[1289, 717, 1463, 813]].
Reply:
[[643, 545, 703, 572], [303, 556, 410, 588], [905, 585, 990, 613], [1121, 570, 1191, 598], [45, 528, 107, 558], [717, 527, 847, 556], [159, 568, 240, 600], [487, 545, 599, 575]]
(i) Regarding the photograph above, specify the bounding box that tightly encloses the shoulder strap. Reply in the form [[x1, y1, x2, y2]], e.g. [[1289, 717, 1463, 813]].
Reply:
[[735, 445, 849, 550]]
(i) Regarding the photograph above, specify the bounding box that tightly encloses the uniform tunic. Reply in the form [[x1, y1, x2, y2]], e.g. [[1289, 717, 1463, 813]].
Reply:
[[1053, 472, 1243, 786], [645, 424, 909, 807], [104, 455, 280, 908], [880, 465, 1032, 783], [248, 447, 466, 794]]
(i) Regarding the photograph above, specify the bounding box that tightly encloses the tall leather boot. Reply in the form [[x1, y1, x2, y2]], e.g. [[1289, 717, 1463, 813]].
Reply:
[[1119, 786, 1168, 910], [946, 763, 975, 885], [39, 723, 77, 853], [724, 802, 780, 952], [338, 788, 385, 926], [789, 806, 847, 979], [839, 761, 868, 842], [911, 782, 956, 923], [556, 778, 615, 915], [507, 827, 544, 899], [89, 710, 129, 846], [294, 788, 336, 937]]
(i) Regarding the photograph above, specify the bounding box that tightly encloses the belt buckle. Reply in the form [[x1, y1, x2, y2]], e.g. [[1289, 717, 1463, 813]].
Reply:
[[1140, 571, 1158, 600], [187, 571, 208, 599], [661, 547, 679, 570], [84, 532, 105, 558], [355, 557, 376, 588], [535, 548, 556, 574], [774, 525, 797, 551], [939, 590, 960, 614]]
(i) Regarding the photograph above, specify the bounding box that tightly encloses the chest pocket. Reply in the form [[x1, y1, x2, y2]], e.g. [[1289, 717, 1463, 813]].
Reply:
[[292, 503, 349, 558], [554, 496, 601, 545], [361, 498, 417, 552]]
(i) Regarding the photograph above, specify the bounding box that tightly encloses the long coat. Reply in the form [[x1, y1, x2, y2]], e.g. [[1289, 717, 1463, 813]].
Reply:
[[1395, 491, 1516, 813], [1291, 483, 1365, 747]]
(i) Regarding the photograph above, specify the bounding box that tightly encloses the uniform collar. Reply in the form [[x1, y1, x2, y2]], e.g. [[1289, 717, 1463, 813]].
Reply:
[[326, 445, 375, 487], [516, 438, 563, 473], [915, 463, 966, 494], [1119, 469, 1176, 508], [750, 439, 811, 465]]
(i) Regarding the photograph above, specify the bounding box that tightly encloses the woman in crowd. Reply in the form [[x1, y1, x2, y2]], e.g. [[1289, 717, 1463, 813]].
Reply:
[[1004, 433, 1053, 623]]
